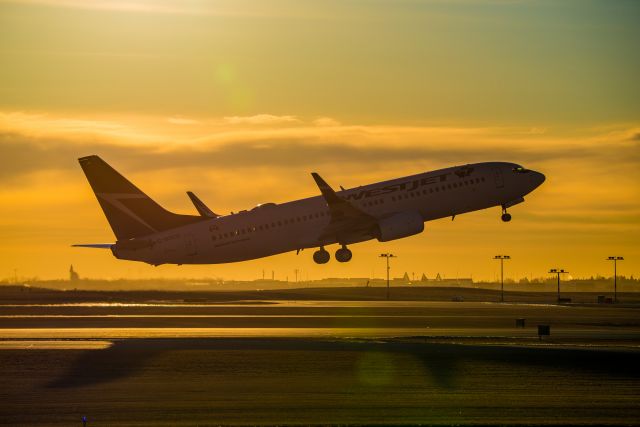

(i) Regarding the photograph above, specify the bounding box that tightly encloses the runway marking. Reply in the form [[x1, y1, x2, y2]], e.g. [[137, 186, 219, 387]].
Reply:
[[0, 340, 113, 349], [1, 327, 638, 340], [0, 314, 549, 318]]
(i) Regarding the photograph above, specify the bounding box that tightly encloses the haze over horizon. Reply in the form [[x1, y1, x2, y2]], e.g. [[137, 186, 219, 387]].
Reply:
[[1, 0, 638, 282]]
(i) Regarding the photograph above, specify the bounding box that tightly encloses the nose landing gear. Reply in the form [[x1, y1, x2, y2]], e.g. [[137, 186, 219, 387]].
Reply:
[[335, 245, 353, 263], [501, 206, 512, 222], [313, 247, 330, 264]]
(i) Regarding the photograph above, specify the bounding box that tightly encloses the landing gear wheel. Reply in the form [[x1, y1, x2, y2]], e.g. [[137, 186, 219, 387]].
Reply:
[[313, 247, 330, 264], [335, 246, 353, 263], [501, 205, 512, 222]]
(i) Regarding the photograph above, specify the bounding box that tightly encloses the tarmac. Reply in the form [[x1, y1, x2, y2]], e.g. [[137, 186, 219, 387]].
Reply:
[[1, 288, 639, 425]]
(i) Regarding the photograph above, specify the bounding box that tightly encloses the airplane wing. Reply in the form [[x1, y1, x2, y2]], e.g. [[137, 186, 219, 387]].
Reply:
[[187, 191, 220, 218], [311, 173, 379, 244]]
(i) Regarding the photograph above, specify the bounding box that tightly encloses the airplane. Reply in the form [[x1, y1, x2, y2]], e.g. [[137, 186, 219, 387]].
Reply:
[[74, 155, 545, 265]]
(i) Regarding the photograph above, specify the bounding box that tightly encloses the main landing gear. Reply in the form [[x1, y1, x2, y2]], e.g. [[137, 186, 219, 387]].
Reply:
[[501, 205, 512, 222], [313, 245, 353, 264], [335, 245, 353, 263], [313, 247, 330, 264]]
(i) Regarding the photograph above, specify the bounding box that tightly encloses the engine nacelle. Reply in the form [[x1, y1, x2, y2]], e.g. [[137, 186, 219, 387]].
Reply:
[[376, 211, 424, 242]]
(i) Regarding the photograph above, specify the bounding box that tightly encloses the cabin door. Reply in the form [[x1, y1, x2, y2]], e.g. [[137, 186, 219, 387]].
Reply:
[[185, 235, 198, 256], [493, 167, 504, 188]]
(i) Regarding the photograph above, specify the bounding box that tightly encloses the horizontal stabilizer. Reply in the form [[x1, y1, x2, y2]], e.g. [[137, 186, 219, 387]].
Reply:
[[187, 191, 219, 218], [72, 243, 114, 249]]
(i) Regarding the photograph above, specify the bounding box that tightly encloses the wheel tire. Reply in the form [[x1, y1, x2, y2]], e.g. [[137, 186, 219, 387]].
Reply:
[[335, 248, 353, 263], [313, 249, 330, 264], [501, 213, 512, 222]]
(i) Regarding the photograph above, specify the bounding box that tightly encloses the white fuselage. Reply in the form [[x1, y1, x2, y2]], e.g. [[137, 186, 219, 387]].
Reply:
[[112, 162, 544, 265]]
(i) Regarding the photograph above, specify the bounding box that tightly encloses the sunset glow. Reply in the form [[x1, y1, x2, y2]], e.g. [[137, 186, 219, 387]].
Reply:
[[1, 0, 638, 281]]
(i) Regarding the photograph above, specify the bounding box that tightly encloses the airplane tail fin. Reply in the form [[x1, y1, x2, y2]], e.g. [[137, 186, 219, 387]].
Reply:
[[78, 155, 203, 240]]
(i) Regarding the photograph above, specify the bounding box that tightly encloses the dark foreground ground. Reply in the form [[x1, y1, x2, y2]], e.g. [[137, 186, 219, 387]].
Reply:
[[1, 287, 639, 426], [2, 338, 640, 426]]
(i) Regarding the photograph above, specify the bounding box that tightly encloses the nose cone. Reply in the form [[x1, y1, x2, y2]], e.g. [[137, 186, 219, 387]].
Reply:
[[530, 170, 546, 189]]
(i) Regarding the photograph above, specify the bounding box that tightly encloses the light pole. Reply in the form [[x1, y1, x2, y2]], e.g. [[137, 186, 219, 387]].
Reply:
[[494, 255, 510, 302], [379, 253, 396, 300], [607, 256, 624, 303], [549, 268, 569, 303]]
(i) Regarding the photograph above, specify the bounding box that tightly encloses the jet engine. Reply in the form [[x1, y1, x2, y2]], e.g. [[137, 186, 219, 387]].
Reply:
[[376, 211, 424, 242]]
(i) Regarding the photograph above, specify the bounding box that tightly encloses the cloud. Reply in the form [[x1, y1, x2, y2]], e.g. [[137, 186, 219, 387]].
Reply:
[[167, 116, 200, 126], [223, 114, 301, 125], [313, 117, 342, 127], [1, 112, 639, 182]]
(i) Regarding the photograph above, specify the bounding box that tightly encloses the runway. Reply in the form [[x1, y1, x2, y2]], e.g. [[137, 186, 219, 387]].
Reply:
[[1, 298, 639, 425]]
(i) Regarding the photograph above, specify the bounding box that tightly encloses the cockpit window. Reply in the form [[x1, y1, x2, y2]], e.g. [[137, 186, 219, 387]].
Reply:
[[512, 166, 530, 174]]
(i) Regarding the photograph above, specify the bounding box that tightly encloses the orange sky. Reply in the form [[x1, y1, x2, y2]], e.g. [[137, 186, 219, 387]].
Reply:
[[1, 1, 638, 281], [1, 112, 638, 281]]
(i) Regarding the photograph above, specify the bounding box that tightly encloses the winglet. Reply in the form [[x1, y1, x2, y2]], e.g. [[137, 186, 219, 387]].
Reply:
[[311, 172, 375, 223], [187, 191, 219, 218], [311, 172, 343, 205]]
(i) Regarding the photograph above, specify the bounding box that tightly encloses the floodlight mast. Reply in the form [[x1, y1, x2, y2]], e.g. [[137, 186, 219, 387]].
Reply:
[[607, 256, 624, 303], [549, 268, 569, 303], [494, 255, 510, 302], [379, 253, 396, 300]]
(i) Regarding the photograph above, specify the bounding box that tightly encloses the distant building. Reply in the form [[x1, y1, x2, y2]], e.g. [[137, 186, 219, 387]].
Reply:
[[421, 273, 428, 282], [69, 265, 79, 281]]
